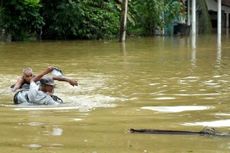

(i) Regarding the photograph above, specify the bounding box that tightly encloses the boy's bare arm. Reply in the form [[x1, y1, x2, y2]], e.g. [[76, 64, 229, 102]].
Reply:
[[12, 77, 24, 92]]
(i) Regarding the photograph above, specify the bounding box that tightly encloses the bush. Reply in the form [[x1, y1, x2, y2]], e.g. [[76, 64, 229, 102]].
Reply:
[[41, 0, 120, 40], [1, 0, 44, 41], [129, 0, 184, 36], [0, 0, 185, 41]]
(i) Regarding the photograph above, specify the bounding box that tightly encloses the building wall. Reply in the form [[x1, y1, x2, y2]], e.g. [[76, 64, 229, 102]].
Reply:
[[206, 0, 230, 13]]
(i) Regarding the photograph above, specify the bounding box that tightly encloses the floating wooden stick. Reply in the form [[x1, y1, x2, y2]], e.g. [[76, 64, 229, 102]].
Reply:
[[129, 128, 230, 137]]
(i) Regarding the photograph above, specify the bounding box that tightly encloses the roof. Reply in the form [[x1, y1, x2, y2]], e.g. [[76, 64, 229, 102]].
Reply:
[[221, 0, 230, 7], [214, 0, 230, 7], [211, 0, 230, 12]]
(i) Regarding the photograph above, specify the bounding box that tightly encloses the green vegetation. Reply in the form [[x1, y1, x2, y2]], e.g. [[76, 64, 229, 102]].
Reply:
[[0, 0, 44, 41], [129, 0, 184, 36], [0, 0, 185, 41], [40, 0, 120, 40]]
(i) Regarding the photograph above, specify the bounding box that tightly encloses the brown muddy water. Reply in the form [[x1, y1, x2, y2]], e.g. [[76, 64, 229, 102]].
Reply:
[[0, 35, 230, 153]]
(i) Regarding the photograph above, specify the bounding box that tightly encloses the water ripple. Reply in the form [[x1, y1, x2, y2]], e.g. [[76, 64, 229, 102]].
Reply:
[[173, 93, 221, 97], [141, 106, 213, 113], [182, 119, 230, 127], [153, 97, 176, 100]]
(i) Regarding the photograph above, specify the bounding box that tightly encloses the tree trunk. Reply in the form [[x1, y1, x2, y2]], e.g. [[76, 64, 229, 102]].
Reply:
[[119, 0, 128, 42]]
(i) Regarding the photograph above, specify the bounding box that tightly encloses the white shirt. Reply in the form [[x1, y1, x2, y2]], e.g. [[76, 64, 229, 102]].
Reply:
[[28, 81, 59, 105]]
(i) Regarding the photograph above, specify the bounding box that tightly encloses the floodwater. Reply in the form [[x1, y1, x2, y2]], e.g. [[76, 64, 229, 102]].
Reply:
[[0, 35, 230, 153]]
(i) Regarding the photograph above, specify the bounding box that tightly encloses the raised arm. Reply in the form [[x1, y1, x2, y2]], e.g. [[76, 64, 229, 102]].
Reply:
[[31, 66, 78, 86], [32, 66, 54, 82], [53, 76, 78, 86]]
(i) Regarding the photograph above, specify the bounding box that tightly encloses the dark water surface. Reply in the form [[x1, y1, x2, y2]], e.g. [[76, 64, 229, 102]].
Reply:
[[0, 35, 230, 153]]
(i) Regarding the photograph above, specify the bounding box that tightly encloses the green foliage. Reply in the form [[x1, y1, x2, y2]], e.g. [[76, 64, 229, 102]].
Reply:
[[1, 0, 44, 41], [41, 0, 120, 40], [0, 7, 3, 28], [129, 0, 184, 36], [0, 0, 185, 41]]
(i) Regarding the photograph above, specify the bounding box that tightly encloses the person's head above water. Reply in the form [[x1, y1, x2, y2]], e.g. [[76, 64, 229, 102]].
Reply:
[[40, 77, 55, 86], [40, 77, 55, 94], [22, 67, 33, 83]]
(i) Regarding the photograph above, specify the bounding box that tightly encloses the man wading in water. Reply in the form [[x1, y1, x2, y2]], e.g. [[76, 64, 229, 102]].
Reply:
[[13, 66, 78, 105]]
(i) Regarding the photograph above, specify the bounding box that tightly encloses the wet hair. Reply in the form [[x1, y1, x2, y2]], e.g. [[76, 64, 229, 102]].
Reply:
[[22, 67, 33, 74]]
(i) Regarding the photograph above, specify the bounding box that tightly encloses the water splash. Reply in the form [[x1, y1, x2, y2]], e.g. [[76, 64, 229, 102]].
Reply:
[[61, 94, 119, 112], [3, 73, 125, 112]]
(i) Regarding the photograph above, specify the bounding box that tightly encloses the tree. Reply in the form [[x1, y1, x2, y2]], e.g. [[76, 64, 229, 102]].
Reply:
[[40, 0, 120, 40], [129, 0, 184, 36], [0, 0, 187, 41], [0, 0, 44, 41], [119, 0, 128, 42]]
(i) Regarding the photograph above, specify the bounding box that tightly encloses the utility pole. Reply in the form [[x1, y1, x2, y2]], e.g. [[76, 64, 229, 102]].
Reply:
[[191, 0, 196, 35], [217, 0, 222, 49], [217, 0, 222, 36], [119, 0, 128, 42]]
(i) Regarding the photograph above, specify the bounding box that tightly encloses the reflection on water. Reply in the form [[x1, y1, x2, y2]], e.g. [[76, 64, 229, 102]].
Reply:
[[216, 113, 230, 116], [191, 34, 196, 68], [153, 97, 176, 100], [217, 34, 222, 67], [73, 118, 83, 121], [141, 106, 212, 113], [24, 143, 64, 149], [24, 144, 42, 149], [183, 119, 230, 128], [1, 35, 230, 152], [28, 121, 45, 127], [50, 127, 63, 136]]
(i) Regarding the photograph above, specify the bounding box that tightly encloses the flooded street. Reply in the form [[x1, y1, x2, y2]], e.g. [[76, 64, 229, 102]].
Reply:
[[0, 35, 230, 152]]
